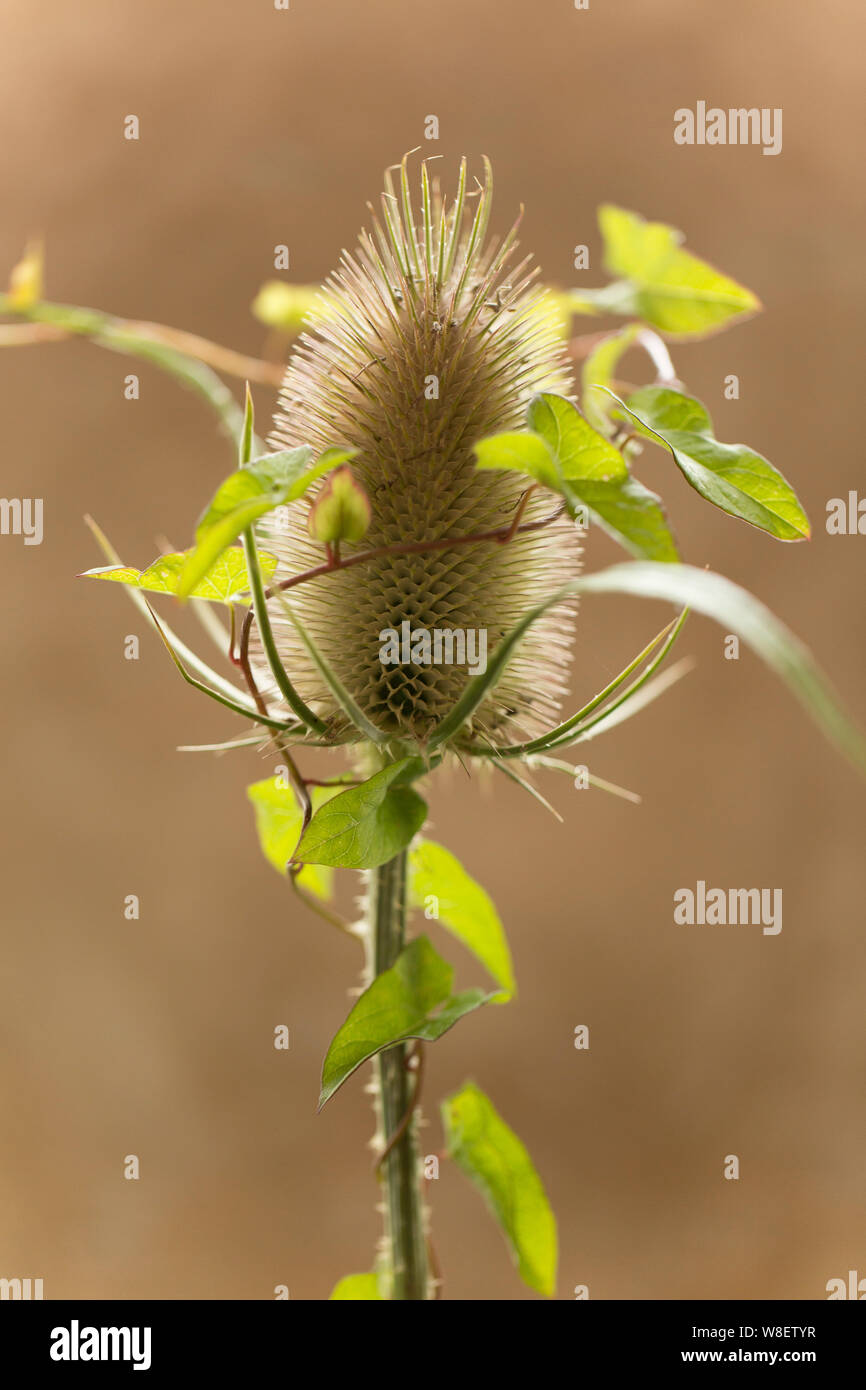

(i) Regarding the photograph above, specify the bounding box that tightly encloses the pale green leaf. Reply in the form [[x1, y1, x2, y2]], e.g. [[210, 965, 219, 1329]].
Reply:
[[319, 937, 493, 1106], [329, 1273, 383, 1301], [621, 385, 810, 541], [473, 431, 560, 490], [178, 448, 311, 598], [563, 473, 679, 562], [599, 204, 760, 337], [81, 546, 278, 604], [83, 513, 255, 705], [442, 1081, 557, 1298], [409, 840, 515, 997], [246, 778, 340, 899], [294, 757, 428, 869], [282, 447, 356, 502], [527, 392, 626, 481], [431, 561, 866, 774]]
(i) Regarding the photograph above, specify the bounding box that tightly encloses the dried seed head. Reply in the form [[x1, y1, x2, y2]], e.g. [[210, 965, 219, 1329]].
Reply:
[[258, 156, 581, 749]]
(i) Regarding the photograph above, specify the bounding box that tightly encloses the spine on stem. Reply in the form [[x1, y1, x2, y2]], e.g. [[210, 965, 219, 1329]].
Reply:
[[366, 849, 430, 1300]]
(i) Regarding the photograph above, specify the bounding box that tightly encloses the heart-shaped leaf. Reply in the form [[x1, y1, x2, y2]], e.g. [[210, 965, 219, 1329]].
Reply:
[[620, 385, 810, 541], [598, 205, 760, 337], [81, 546, 278, 604], [319, 937, 494, 1107], [442, 1081, 557, 1298], [247, 777, 341, 899], [527, 392, 627, 482], [409, 840, 515, 997], [293, 757, 428, 870]]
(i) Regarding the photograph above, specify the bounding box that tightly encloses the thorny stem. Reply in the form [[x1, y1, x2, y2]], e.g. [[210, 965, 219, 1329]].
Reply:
[[4, 282, 577, 1304], [366, 851, 430, 1300], [374, 1041, 424, 1172]]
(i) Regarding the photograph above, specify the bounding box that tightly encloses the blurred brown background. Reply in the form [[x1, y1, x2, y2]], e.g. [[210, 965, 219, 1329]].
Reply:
[[0, 0, 863, 1301]]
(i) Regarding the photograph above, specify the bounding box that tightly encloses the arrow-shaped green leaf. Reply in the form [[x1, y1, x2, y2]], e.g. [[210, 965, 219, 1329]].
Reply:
[[294, 757, 428, 870], [409, 840, 515, 998], [81, 545, 278, 603], [442, 1081, 557, 1298], [319, 937, 494, 1107], [247, 777, 341, 899], [598, 204, 760, 338], [563, 474, 679, 562], [620, 385, 810, 541], [473, 392, 677, 562]]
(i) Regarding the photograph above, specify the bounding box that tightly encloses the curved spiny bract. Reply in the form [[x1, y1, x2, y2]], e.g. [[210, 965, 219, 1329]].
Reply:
[[256, 157, 581, 749]]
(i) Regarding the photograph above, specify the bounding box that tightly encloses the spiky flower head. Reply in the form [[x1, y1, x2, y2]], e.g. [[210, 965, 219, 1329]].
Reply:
[[258, 156, 581, 750]]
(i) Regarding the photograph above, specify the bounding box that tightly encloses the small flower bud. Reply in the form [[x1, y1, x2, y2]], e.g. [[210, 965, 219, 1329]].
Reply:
[[8, 240, 44, 310], [251, 281, 320, 333], [307, 466, 371, 544]]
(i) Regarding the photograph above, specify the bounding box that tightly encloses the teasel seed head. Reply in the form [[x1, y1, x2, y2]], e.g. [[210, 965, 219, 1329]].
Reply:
[[257, 156, 582, 750]]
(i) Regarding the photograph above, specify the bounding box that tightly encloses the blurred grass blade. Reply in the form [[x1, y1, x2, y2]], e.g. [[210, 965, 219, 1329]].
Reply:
[[491, 757, 563, 822], [451, 562, 866, 774], [572, 657, 696, 745]]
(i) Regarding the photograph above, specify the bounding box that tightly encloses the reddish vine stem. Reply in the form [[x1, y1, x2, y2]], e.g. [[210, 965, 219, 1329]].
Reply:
[[236, 495, 565, 710], [228, 617, 312, 830]]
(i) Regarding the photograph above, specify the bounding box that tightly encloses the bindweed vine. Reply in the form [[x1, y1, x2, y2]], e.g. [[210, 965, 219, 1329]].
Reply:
[[4, 155, 864, 1301]]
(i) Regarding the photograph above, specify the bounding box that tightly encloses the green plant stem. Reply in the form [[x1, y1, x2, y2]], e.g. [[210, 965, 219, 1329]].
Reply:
[[368, 850, 429, 1300]]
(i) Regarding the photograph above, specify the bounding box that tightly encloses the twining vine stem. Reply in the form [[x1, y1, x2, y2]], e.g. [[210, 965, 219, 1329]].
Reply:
[[232, 497, 564, 721]]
